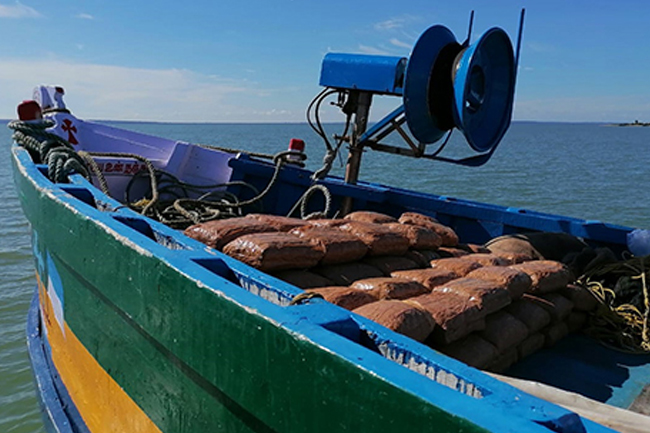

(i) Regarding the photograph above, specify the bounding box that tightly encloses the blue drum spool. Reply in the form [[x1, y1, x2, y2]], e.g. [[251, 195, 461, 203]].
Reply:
[[403, 25, 459, 145], [404, 24, 516, 153], [452, 28, 516, 153]]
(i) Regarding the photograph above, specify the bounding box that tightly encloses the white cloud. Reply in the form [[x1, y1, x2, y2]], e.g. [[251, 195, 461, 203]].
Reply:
[[357, 44, 390, 55], [0, 2, 41, 18], [0, 59, 272, 122], [389, 38, 412, 49], [373, 15, 419, 32], [527, 42, 555, 53], [75, 12, 94, 20], [374, 18, 405, 31], [251, 108, 291, 117]]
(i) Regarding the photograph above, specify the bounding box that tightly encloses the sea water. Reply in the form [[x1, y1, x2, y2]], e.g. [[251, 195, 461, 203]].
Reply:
[[1, 121, 649, 431]]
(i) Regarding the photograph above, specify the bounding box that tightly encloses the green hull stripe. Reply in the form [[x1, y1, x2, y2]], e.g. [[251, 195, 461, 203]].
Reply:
[[57, 255, 278, 433]]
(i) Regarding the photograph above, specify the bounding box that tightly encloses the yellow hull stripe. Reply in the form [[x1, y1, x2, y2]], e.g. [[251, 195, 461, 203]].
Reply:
[[38, 275, 162, 433]]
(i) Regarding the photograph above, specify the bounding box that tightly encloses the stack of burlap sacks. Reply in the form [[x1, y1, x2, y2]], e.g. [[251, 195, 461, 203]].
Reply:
[[184, 211, 598, 373]]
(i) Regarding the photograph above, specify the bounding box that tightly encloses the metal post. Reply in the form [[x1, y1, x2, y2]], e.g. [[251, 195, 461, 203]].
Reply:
[[341, 91, 372, 216]]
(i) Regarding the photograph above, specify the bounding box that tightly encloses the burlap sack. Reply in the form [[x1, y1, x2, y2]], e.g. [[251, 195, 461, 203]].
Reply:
[[223, 232, 323, 271], [543, 322, 569, 347], [363, 256, 419, 276], [337, 221, 410, 256], [430, 278, 511, 315], [506, 298, 552, 333], [485, 235, 545, 261], [561, 284, 598, 312], [486, 348, 519, 373], [384, 223, 442, 249], [246, 214, 310, 231], [391, 268, 459, 290], [408, 292, 483, 343], [429, 317, 486, 345], [398, 211, 439, 225], [488, 232, 588, 262], [351, 277, 428, 300], [566, 311, 588, 333], [523, 293, 574, 323], [459, 253, 510, 267], [343, 211, 397, 224], [461, 244, 491, 254], [492, 252, 535, 264], [273, 269, 334, 289], [436, 247, 471, 258], [290, 226, 368, 265], [404, 249, 440, 267], [429, 257, 483, 276], [184, 217, 276, 250], [479, 312, 529, 352], [313, 262, 384, 286], [509, 260, 573, 294], [466, 266, 532, 299], [307, 286, 377, 311], [398, 212, 459, 247], [307, 218, 348, 228], [439, 335, 499, 369], [353, 300, 436, 342], [517, 333, 545, 359]]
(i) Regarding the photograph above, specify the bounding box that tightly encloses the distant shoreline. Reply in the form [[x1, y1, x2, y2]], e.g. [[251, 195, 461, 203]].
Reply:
[[605, 121, 650, 127]]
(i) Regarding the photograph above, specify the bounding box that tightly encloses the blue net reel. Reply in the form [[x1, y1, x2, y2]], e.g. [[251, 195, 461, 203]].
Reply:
[[403, 25, 459, 145], [316, 10, 524, 167], [451, 27, 516, 153]]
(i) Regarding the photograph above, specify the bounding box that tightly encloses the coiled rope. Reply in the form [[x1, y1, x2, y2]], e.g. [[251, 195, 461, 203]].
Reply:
[[10, 119, 332, 229], [83, 151, 159, 216], [88, 149, 312, 228], [580, 255, 650, 353], [286, 184, 332, 220], [9, 119, 90, 182]]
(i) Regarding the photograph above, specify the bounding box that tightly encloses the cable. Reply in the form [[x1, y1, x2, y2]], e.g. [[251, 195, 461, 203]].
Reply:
[[426, 129, 454, 158], [308, 88, 352, 181], [307, 88, 342, 152], [306, 88, 332, 149]]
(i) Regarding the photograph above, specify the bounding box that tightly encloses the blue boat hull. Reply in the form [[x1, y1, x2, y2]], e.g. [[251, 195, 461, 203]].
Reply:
[[26, 289, 89, 433]]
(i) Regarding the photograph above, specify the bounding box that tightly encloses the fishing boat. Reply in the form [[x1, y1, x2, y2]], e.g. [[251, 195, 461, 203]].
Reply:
[[10, 11, 650, 433]]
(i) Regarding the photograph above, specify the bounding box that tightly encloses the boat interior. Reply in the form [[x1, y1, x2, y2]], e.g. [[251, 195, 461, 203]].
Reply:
[[25, 118, 650, 422]]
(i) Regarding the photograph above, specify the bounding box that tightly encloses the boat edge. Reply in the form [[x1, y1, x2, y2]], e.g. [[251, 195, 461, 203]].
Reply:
[[26, 287, 88, 433]]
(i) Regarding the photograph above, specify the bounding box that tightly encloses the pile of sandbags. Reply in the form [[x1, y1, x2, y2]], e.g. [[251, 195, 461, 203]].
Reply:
[[183, 210, 443, 273], [184, 210, 599, 372], [434, 260, 597, 372]]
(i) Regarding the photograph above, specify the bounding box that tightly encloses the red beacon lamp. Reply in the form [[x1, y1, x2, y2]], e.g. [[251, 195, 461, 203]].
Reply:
[[287, 138, 305, 165], [17, 100, 42, 121]]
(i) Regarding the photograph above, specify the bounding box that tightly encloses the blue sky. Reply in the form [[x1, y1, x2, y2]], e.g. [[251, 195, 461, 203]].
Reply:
[[0, 0, 649, 122]]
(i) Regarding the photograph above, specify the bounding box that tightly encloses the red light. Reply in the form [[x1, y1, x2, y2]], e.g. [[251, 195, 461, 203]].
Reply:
[[17, 100, 42, 121], [55, 86, 65, 94], [289, 138, 305, 152]]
